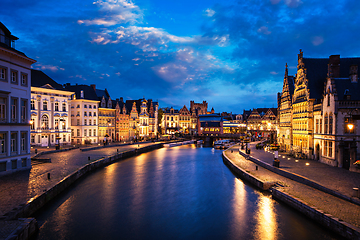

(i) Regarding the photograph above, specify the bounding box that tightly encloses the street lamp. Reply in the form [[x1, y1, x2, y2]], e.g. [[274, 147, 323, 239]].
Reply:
[[346, 108, 358, 133], [347, 123, 354, 131]]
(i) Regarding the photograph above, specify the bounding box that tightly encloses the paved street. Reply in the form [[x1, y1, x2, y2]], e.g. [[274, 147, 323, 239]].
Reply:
[[0, 142, 161, 217], [246, 142, 360, 199], [224, 145, 360, 229]]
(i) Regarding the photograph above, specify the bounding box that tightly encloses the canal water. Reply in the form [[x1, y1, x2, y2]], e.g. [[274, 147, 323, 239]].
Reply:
[[35, 145, 340, 240]]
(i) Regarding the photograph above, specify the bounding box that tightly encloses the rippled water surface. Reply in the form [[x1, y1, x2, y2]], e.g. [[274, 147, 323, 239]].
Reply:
[[35, 145, 340, 240]]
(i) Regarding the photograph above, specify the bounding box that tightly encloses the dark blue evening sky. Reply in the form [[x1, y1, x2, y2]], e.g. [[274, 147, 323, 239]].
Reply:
[[2, 0, 360, 112]]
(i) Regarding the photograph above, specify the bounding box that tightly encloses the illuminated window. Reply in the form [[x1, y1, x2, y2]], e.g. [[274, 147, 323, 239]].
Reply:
[[41, 115, 49, 129], [329, 114, 333, 134], [324, 114, 328, 134], [328, 141, 333, 157]]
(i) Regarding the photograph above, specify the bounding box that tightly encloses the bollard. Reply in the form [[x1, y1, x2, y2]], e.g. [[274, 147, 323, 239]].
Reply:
[[231, 150, 233, 153], [88, 156, 90, 161], [117, 149, 119, 152], [35, 149, 38, 154], [256, 166, 258, 171], [47, 173, 50, 180]]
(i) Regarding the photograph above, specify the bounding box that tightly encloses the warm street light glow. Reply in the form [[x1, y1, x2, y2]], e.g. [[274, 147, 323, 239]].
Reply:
[[29, 120, 34, 125], [306, 163, 310, 166], [347, 123, 354, 130]]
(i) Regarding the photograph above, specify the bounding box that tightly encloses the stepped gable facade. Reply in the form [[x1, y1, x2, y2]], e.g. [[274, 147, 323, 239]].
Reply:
[[278, 63, 295, 152]]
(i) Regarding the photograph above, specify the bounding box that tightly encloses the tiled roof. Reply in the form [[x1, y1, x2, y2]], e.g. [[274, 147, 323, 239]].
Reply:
[[302, 58, 329, 100], [334, 78, 360, 101], [303, 57, 360, 101], [95, 89, 109, 101], [63, 84, 98, 101], [31, 70, 64, 90]]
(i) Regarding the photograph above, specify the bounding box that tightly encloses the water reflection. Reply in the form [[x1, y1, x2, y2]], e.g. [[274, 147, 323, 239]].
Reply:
[[255, 193, 278, 240], [231, 178, 247, 237], [101, 164, 117, 217]]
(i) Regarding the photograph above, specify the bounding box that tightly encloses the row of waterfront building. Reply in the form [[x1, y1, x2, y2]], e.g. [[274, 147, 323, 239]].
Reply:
[[0, 22, 219, 176], [278, 50, 360, 172]]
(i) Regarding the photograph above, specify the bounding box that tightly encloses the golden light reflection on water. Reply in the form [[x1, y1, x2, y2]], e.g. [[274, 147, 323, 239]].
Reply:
[[255, 194, 278, 240], [101, 164, 117, 214], [49, 195, 74, 238], [231, 178, 247, 236]]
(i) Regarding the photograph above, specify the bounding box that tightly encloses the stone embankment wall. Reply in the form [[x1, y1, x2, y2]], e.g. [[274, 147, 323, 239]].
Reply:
[[238, 150, 360, 206], [4, 218, 38, 240], [6, 143, 163, 220], [224, 150, 360, 240], [272, 189, 360, 240], [222, 152, 275, 190]]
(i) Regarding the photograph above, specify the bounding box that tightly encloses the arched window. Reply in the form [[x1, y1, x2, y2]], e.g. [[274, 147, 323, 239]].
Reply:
[[41, 115, 49, 130], [329, 114, 333, 134], [324, 113, 328, 134]]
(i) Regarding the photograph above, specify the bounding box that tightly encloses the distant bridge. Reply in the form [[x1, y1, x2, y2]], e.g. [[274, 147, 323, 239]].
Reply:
[[192, 134, 243, 146]]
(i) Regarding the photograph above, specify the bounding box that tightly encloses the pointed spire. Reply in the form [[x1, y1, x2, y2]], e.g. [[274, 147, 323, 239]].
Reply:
[[284, 63, 288, 78], [298, 49, 303, 61]]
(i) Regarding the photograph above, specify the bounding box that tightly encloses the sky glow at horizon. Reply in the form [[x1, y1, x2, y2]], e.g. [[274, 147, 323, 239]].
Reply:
[[2, 0, 360, 112]]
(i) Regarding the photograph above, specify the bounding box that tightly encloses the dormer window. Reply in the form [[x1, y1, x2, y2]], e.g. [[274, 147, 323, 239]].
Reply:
[[344, 89, 351, 100], [0, 26, 18, 48]]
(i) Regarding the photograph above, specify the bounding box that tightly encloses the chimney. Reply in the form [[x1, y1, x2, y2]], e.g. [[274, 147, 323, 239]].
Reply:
[[350, 65, 358, 83], [80, 90, 84, 98], [90, 84, 96, 91], [328, 55, 340, 78], [120, 97, 123, 102]]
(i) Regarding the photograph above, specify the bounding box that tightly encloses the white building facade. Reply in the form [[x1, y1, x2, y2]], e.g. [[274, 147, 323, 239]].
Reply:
[[70, 97, 99, 145], [30, 86, 73, 147], [0, 22, 36, 176]]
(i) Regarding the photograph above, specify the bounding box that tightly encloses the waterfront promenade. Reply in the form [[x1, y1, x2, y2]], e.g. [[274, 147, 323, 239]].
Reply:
[[224, 142, 360, 231]]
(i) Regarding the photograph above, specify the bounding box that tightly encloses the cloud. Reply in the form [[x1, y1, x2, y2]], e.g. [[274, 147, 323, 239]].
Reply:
[[205, 9, 215, 17], [312, 36, 324, 46], [78, 0, 142, 26], [34, 64, 64, 72], [257, 26, 271, 35], [284, 0, 303, 8]]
